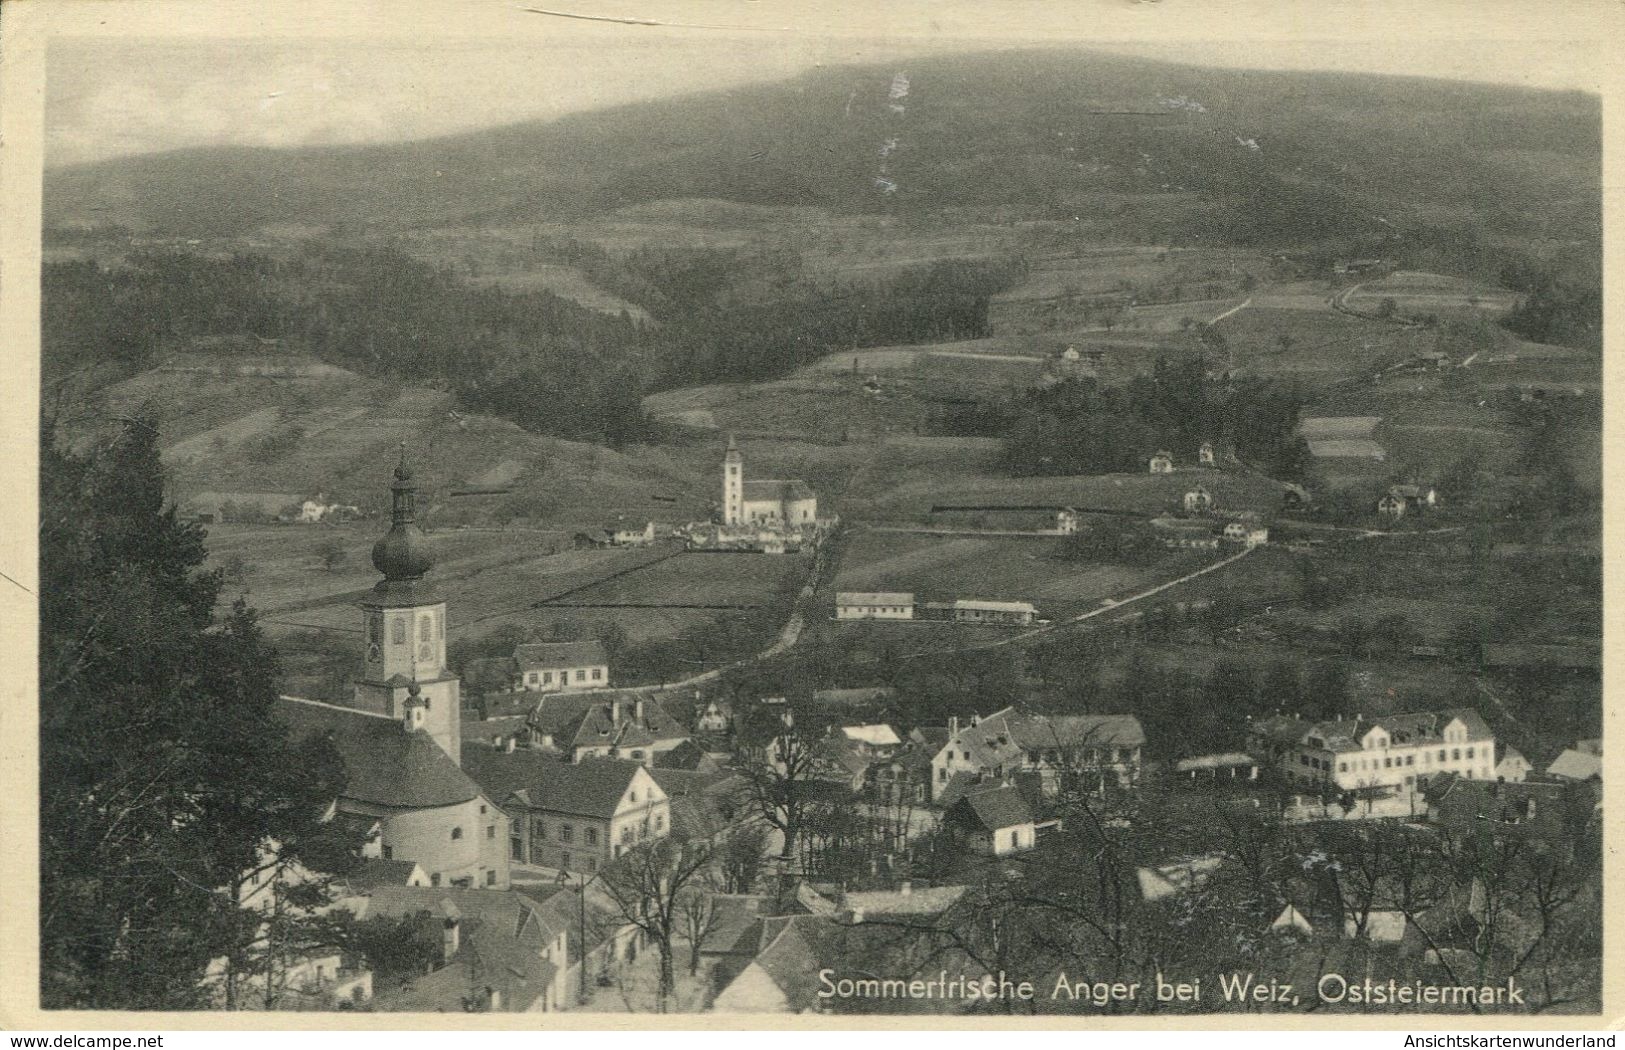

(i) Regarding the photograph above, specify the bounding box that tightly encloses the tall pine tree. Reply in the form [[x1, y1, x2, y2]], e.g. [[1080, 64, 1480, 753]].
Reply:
[[40, 417, 352, 1008]]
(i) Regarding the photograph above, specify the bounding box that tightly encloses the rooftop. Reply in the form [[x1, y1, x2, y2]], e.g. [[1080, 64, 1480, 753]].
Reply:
[[276, 697, 480, 809], [514, 639, 607, 671]]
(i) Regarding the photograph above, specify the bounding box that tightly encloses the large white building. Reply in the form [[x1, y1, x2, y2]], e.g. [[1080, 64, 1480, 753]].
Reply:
[[1248, 708, 1496, 795], [834, 592, 915, 620]]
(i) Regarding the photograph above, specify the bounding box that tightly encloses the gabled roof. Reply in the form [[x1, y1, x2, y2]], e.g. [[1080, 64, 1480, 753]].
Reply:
[[843, 884, 968, 918], [1547, 749, 1603, 781], [275, 697, 480, 809], [840, 724, 901, 747], [1250, 708, 1492, 754], [834, 593, 914, 606], [535, 691, 687, 753], [510, 758, 654, 820], [515, 639, 607, 671], [459, 743, 565, 809], [953, 786, 1034, 832]]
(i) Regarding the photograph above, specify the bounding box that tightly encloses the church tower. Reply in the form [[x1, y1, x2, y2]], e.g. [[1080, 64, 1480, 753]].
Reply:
[[353, 448, 461, 764], [722, 433, 744, 526]]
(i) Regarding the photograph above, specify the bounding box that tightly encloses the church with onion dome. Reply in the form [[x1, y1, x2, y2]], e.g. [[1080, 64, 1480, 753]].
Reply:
[[276, 450, 511, 890]]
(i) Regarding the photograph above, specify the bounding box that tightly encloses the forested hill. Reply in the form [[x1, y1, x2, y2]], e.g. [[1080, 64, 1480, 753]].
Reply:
[[47, 49, 1599, 246]]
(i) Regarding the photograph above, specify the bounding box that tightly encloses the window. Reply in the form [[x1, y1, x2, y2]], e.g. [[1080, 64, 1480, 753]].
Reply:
[[641, 817, 650, 833], [533, 819, 546, 840], [542, 672, 552, 685], [392, 619, 406, 644], [630, 790, 638, 803], [632, 750, 644, 761], [1439, 749, 1447, 762], [938, 768, 946, 782], [621, 826, 634, 844], [586, 828, 598, 846], [1452, 749, 1461, 761], [485, 869, 497, 886], [451, 827, 463, 840], [1299, 755, 1309, 766], [1466, 747, 1475, 759], [1011, 831, 1019, 848], [561, 825, 574, 843], [561, 851, 571, 869], [655, 814, 663, 832], [1406, 755, 1415, 766], [487, 825, 496, 840], [480, 804, 487, 815], [592, 668, 603, 681], [575, 670, 586, 682], [1383, 757, 1391, 769], [528, 673, 539, 684], [1339, 762, 1348, 772], [382, 846, 393, 860], [587, 858, 597, 873], [430, 873, 441, 887]]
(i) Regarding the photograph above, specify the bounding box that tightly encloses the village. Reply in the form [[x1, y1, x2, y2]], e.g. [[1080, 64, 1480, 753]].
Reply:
[[208, 428, 1602, 1015]]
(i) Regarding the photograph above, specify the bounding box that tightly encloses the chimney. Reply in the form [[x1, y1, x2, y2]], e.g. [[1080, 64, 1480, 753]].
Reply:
[[442, 917, 460, 961], [610, 700, 622, 724], [504, 736, 516, 754], [634, 698, 645, 724], [970, 714, 980, 728], [949, 716, 959, 737]]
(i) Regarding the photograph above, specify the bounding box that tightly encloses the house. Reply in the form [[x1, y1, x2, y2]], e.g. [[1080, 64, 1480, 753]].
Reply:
[[1149, 451, 1175, 474], [695, 697, 733, 734], [1221, 522, 1269, 548], [838, 724, 902, 758], [863, 737, 938, 807], [1494, 744, 1532, 783], [1056, 507, 1080, 534], [1546, 748, 1602, 783], [841, 883, 970, 923], [1380, 484, 1437, 518], [1198, 441, 1215, 466], [946, 785, 1037, 856], [1173, 752, 1259, 782], [722, 435, 818, 528], [1425, 774, 1593, 856], [1183, 486, 1214, 513], [1270, 904, 1314, 935], [834, 592, 914, 620], [341, 886, 569, 1012], [603, 519, 656, 547], [710, 915, 830, 1014], [928, 708, 1146, 801], [1247, 709, 1496, 797], [529, 691, 689, 765], [951, 599, 1038, 625], [514, 640, 610, 693], [336, 858, 433, 894], [463, 750, 671, 875], [1300, 416, 1385, 461], [1346, 910, 1408, 943]]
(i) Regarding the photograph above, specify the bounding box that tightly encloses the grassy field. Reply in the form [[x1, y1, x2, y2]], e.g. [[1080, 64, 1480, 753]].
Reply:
[[833, 529, 1160, 619]]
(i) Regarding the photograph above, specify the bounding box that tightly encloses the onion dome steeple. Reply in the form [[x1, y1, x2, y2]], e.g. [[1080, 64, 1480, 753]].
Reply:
[[371, 445, 436, 589]]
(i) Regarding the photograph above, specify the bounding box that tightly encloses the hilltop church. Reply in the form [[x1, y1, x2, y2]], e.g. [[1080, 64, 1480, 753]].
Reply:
[[722, 434, 817, 527]]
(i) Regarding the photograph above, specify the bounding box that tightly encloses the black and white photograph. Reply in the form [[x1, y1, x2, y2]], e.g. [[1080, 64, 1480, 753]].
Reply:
[[8, 0, 1613, 1025]]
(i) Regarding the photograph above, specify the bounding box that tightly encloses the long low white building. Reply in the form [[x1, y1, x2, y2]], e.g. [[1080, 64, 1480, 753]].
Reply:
[[834, 592, 915, 620]]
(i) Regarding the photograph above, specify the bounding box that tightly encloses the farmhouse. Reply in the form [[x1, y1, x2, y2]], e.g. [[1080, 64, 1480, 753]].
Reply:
[[949, 599, 1039, 625], [1247, 709, 1495, 796], [946, 786, 1038, 857], [1183, 486, 1214, 513], [834, 592, 915, 620], [1056, 507, 1081, 534], [1221, 522, 1269, 548], [514, 640, 610, 693], [604, 520, 656, 546], [1198, 441, 1216, 466], [1148, 451, 1175, 474]]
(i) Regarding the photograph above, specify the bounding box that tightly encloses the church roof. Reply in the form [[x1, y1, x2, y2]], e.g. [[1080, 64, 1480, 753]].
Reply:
[[743, 479, 815, 503], [275, 697, 480, 809]]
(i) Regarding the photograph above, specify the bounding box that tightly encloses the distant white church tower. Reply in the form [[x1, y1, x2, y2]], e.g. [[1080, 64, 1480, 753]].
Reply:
[[722, 433, 744, 526], [352, 448, 462, 763]]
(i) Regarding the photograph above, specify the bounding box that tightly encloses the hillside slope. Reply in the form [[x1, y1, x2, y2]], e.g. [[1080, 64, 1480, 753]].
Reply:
[[47, 50, 1599, 246]]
